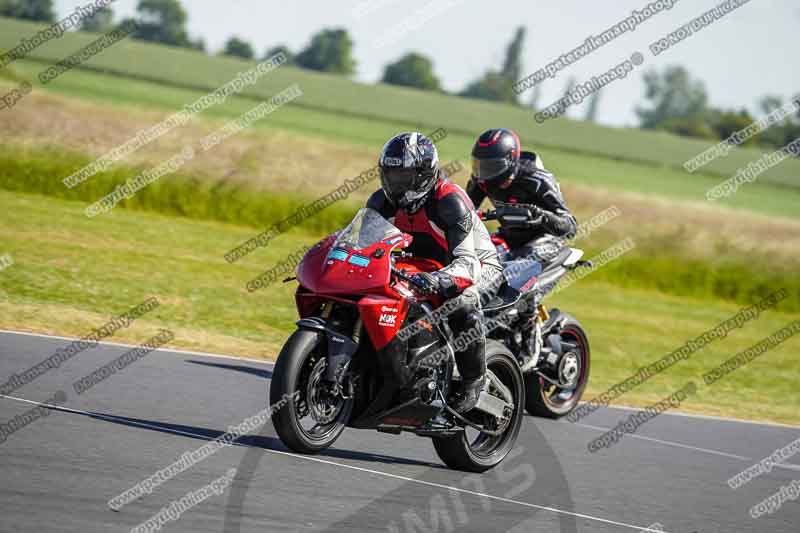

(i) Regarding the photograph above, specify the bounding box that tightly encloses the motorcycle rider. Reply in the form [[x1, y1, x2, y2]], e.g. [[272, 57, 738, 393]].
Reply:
[[367, 132, 503, 413], [467, 128, 577, 263]]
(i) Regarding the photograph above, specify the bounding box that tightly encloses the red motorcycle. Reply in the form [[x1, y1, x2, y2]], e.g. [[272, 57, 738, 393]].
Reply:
[[270, 208, 525, 472]]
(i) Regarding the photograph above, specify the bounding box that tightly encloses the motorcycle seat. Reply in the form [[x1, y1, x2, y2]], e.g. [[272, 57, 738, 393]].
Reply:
[[501, 258, 542, 292]]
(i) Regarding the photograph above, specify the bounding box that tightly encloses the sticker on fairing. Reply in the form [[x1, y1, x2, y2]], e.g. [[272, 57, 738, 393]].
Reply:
[[378, 312, 397, 327], [348, 254, 370, 267], [327, 248, 349, 262]]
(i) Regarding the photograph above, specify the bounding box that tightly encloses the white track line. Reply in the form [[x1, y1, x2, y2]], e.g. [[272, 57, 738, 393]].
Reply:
[[575, 422, 751, 460], [0, 329, 274, 366], [590, 403, 800, 430], [0, 393, 667, 533], [575, 422, 800, 472]]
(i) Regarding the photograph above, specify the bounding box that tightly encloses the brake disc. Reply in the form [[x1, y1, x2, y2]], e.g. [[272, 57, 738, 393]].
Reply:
[[306, 359, 343, 425], [558, 351, 580, 388]]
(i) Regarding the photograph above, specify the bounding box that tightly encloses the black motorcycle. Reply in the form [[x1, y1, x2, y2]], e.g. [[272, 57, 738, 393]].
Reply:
[[481, 203, 592, 418]]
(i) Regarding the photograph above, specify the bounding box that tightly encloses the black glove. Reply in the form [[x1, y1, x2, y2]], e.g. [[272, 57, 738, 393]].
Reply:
[[410, 272, 457, 298], [526, 205, 546, 226]]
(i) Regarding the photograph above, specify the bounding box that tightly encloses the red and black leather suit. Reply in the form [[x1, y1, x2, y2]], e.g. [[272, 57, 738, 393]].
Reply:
[[367, 176, 502, 385]]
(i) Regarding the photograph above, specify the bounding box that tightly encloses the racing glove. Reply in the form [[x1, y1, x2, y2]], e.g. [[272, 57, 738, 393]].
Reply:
[[410, 272, 459, 298], [529, 205, 576, 237]]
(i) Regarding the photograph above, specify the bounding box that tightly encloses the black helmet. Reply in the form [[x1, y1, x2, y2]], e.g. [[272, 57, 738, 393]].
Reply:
[[470, 128, 521, 194], [379, 132, 440, 213]]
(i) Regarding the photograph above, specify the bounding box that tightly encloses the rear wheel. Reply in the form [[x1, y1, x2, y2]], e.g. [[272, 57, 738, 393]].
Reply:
[[525, 312, 590, 418], [432, 341, 525, 472], [270, 329, 352, 454]]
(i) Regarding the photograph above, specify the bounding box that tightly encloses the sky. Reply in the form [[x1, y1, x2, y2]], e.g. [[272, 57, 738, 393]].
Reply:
[[54, 0, 800, 128]]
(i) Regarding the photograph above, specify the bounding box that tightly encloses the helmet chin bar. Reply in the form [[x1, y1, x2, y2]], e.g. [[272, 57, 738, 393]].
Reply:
[[395, 171, 440, 214], [400, 190, 430, 214]]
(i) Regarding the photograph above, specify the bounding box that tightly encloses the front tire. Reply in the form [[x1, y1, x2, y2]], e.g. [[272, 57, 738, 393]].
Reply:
[[270, 329, 352, 454], [525, 312, 590, 418], [432, 341, 525, 472]]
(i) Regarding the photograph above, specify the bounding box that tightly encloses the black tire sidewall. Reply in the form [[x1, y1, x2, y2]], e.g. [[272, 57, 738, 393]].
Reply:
[[270, 329, 350, 453], [525, 313, 590, 418], [434, 341, 525, 472]]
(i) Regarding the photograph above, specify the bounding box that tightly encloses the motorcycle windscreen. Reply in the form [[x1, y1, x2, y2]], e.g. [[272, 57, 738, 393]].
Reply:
[[297, 208, 402, 294], [334, 208, 401, 250]]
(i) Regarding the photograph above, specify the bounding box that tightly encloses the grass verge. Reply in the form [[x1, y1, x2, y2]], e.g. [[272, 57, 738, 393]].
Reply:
[[4, 63, 800, 221]]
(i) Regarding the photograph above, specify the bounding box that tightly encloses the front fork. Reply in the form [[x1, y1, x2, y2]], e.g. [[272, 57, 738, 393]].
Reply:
[[296, 306, 362, 394]]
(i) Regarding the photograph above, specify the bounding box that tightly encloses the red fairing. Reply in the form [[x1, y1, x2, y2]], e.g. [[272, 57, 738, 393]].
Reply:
[[358, 296, 409, 350], [395, 256, 442, 274], [295, 234, 337, 287], [295, 289, 319, 318], [296, 233, 410, 297], [295, 291, 357, 318], [292, 209, 449, 350], [356, 256, 442, 349]]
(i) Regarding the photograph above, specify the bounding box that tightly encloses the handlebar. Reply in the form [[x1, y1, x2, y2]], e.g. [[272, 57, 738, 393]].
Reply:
[[391, 266, 422, 288], [482, 205, 543, 228], [392, 266, 434, 296]]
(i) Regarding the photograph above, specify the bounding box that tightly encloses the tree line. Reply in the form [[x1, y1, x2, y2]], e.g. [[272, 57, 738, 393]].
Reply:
[[2, 0, 797, 150]]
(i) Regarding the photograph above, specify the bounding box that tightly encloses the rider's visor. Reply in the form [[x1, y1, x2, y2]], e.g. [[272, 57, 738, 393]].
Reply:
[[471, 156, 511, 181], [380, 167, 418, 196]]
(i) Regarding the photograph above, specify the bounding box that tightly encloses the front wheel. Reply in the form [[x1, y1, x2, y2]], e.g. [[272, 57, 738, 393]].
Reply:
[[432, 341, 525, 473], [270, 329, 352, 454], [525, 312, 590, 418]]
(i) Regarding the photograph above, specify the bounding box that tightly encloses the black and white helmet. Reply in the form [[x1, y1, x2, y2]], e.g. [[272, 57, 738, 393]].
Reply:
[[379, 132, 440, 213]]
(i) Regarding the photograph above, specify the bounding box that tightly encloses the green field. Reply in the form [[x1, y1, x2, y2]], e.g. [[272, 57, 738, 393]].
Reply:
[[4, 55, 800, 221], [2, 16, 800, 188], [1, 17, 798, 425]]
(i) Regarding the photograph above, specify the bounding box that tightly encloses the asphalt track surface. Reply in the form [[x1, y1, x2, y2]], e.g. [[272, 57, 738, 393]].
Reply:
[[1, 330, 798, 533]]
